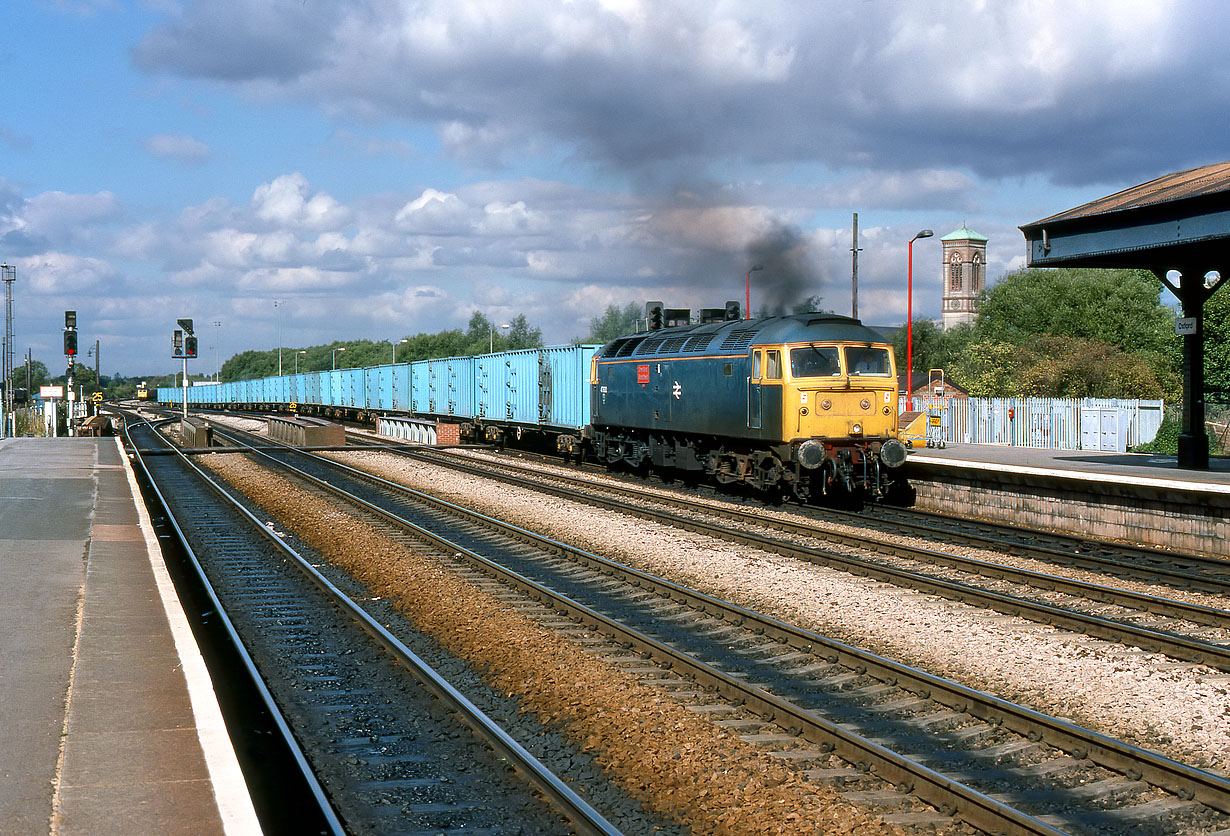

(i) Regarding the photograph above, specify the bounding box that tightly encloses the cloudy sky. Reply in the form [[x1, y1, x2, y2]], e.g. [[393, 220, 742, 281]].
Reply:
[[3, 0, 1225, 376]]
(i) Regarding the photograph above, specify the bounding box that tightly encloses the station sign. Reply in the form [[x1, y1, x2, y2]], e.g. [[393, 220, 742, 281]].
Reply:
[[40, 385, 65, 398], [1175, 317, 1199, 336]]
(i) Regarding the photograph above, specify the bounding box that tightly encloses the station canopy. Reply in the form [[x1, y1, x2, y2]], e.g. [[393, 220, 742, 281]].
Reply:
[[1020, 161, 1230, 470], [1020, 161, 1230, 274]]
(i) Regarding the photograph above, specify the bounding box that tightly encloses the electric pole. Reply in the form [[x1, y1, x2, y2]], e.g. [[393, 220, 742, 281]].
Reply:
[[851, 213, 862, 320]]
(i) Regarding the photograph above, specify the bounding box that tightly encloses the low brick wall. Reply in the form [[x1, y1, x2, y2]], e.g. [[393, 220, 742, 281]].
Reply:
[[435, 422, 461, 445], [907, 461, 1229, 558]]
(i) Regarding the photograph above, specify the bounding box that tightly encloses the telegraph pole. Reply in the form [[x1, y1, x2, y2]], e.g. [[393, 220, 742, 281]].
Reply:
[[2, 263, 14, 437], [850, 213, 862, 320]]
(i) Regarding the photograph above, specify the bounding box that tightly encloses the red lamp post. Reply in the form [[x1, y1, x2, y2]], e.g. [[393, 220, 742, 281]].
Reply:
[[745, 264, 763, 319], [906, 229, 934, 400]]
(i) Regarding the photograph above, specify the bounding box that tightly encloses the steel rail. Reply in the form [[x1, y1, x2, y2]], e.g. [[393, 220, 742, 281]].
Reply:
[[348, 432, 1230, 593], [212, 428, 1230, 828], [847, 503, 1230, 591], [133, 416, 624, 836], [348, 444, 1230, 670], [122, 417, 348, 836], [401, 447, 1230, 619]]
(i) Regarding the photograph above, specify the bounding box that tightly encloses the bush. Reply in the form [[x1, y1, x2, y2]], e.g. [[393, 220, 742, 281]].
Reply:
[[1132, 412, 1222, 455]]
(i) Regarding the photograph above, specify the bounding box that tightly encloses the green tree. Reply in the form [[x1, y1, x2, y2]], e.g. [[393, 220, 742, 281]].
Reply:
[[399, 329, 468, 361], [976, 267, 1176, 357], [1205, 283, 1230, 401], [891, 319, 975, 386], [1018, 335, 1179, 399], [505, 314, 543, 350], [6, 360, 49, 398], [584, 302, 642, 343], [949, 339, 1031, 397], [920, 266, 1184, 398]]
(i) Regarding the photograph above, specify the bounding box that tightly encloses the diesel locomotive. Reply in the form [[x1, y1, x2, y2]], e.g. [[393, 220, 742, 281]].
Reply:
[[589, 312, 909, 502]]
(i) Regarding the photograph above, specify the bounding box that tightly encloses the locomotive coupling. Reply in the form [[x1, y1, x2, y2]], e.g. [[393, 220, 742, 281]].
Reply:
[[879, 438, 908, 468]]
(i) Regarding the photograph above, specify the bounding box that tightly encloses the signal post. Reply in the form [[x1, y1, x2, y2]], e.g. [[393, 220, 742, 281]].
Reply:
[[64, 311, 77, 435], [174, 318, 198, 422]]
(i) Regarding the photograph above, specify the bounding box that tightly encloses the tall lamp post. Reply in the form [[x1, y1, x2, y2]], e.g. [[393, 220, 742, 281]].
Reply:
[[294, 350, 306, 373], [489, 322, 509, 352], [2, 263, 14, 438], [745, 264, 763, 319], [906, 229, 934, 400], [273, 300, 287, 375], [392, 338, 408, 363], [331, 346, 346, 370], [213, 321, 222, 382]]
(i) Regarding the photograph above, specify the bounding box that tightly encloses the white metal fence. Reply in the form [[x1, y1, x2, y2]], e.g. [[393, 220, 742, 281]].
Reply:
[[902, 397, 1165, 451]]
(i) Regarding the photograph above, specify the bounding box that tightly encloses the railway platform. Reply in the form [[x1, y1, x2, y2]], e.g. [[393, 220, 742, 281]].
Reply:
[[908, 442, 1230, 488], [904, 443, 1229, 556], [0, 437, 259, 836]]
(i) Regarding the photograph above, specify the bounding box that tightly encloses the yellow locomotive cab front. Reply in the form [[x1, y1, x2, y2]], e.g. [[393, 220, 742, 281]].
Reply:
[[781, 342, 899, 441]]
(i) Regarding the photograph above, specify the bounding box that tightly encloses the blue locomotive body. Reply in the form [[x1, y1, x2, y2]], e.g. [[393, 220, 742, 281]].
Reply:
[[590, 313, 908, 500]]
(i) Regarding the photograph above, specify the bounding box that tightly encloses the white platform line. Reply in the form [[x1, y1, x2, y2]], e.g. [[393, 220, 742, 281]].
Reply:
[[115, 439, 262, 836], [909, 452, 1230, 495]]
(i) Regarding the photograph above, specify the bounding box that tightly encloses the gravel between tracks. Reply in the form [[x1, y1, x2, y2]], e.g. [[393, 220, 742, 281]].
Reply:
[[202, 452, 913, 836], [321, 447, 1230, 776]]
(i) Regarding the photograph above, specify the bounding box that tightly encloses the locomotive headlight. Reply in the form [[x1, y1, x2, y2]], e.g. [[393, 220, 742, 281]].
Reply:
[[883, 406, 891, 415], [851, 422, 863, 435], [821, 399, 832, 410], [860, 399, 871, 410]]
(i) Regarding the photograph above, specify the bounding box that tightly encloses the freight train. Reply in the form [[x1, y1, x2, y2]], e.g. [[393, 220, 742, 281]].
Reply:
[[159, 311, 910, 503]]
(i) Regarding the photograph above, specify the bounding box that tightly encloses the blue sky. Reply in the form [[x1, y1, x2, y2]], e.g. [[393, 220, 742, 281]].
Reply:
[[2, 0, 1226, 376]]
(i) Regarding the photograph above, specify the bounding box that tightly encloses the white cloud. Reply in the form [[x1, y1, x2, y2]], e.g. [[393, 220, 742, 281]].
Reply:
[[24, 190, 121, 237], [394, 188, 472, 235], [252, 173, 350, 229], [143, 132, 212, 163], [20, 252, 116, 293]]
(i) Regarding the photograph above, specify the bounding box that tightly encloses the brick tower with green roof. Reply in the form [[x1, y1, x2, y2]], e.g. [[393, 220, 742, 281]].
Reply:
[[940, 225, 987, 329]]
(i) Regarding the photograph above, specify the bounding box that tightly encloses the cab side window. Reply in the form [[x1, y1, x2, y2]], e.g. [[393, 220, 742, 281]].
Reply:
[[752, 351, 762, 379], [764, 350, 782, 380]]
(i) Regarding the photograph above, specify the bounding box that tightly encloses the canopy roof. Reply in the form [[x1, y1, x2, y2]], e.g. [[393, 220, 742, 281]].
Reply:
[[1019, 161, 1230, 272]]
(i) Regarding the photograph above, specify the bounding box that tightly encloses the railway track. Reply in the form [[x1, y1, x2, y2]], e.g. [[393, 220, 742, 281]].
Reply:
[[437, 438, 1230, 588], [326, 436, 1230, 673], [332, 425, 1230, 592], [122, 413, 629, 836], [199, 420, 1230, 836]]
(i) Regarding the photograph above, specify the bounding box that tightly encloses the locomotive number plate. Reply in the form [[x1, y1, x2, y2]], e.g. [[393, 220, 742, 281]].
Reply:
[[637, 365, 650, 384]]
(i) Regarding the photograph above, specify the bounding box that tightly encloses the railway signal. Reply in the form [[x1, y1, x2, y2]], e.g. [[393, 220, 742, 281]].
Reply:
[[64, 309, 78, 357], [646, 301, 664, 331]]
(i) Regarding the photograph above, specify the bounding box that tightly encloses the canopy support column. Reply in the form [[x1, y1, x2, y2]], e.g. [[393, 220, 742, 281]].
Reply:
[[1156, 268, 1225, 470]]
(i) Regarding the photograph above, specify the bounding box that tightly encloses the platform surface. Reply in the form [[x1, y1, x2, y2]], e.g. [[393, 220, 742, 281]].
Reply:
[[908, 442, 1230, 493], [0, 437, 258, 836]]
